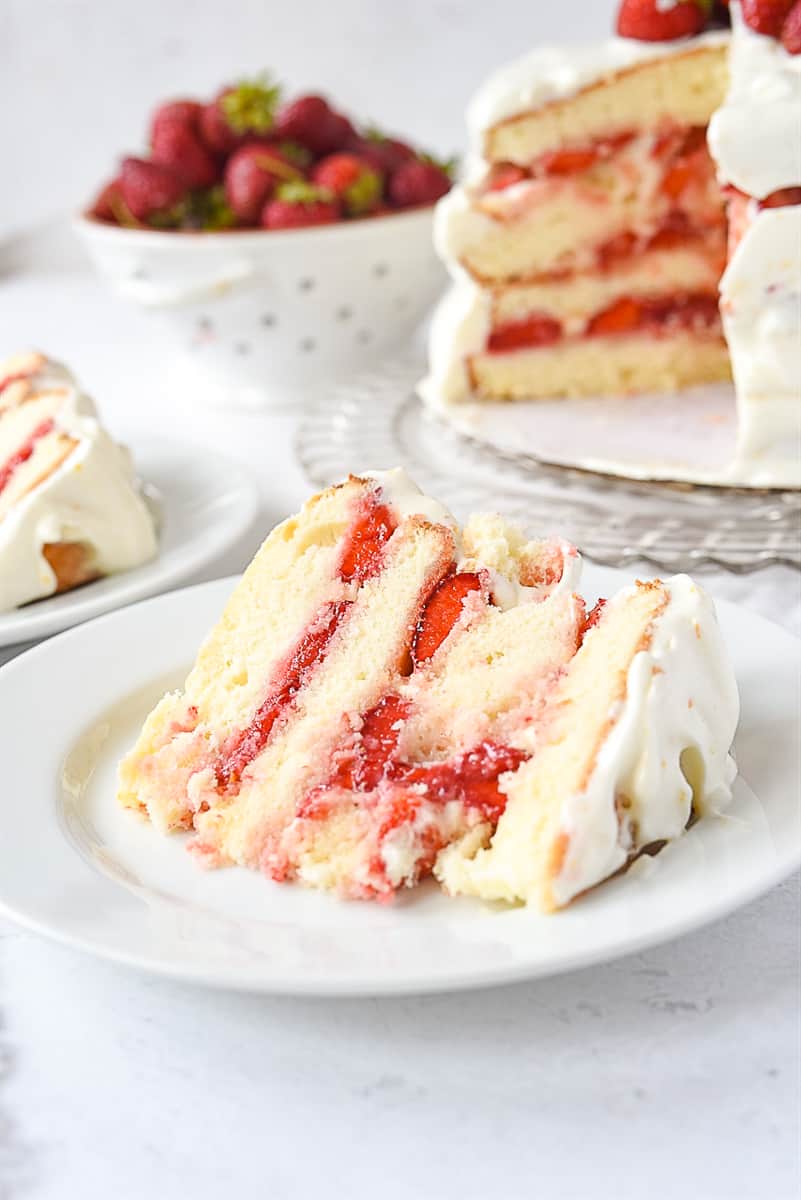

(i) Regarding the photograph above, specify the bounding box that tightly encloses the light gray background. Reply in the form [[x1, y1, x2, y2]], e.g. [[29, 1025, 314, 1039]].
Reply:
[[1, 0, 613, 234]]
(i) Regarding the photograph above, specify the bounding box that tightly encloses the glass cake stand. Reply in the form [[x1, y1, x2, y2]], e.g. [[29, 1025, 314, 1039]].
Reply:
[[296, 357, 801, 572]]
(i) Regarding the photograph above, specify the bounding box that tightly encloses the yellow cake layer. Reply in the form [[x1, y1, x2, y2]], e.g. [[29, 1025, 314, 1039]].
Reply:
[[436, 581, 669, 909], [488, 241, 724, 330], [469, 332, 731, 400], [399, 590, 584, 763], [484, 42, 728, 166]]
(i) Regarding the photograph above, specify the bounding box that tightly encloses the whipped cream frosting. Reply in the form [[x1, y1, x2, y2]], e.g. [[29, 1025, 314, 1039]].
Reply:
[[366, 467, 458, 528], [437, 574, 739, 907], [467, 30, 730, 142], [550, 574, 739, 906], [0, 355, 159, 611], [708, 3, 801, 198], [721, 205, 801, 480], [709, 5, 801, 482]]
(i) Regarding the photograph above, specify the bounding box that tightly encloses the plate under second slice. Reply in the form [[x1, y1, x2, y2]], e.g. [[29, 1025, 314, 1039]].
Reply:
[[0, 569, 798, 996], [0, 439, 260, 647]]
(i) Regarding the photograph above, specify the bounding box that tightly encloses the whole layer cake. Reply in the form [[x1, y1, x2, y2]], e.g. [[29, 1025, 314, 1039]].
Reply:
[[421, 3, 801, 486], [0, 351, 158, 611], [119, 469, 739, 910]]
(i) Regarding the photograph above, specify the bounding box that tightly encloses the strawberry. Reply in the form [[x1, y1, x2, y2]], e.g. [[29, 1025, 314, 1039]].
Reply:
[[323, 112, 357, 152], [350, 130, 416, 176], [311, 153, 382, 215], [200, 95, 243, 156], [90, 177, 122, 221], [781, 0, 801, 50], [412, 573, 483, 666], [487, 314, 562, 352], [388, 158, 452, 208], [149, 100, 203, 149], [760, 185, 801, 207], [224, 144, 302, 222], [151, 118, 219, 189], [486, 163, 528, 191], [274, 94, 347, 154], [200, 74, 282, 157], [616, 0, 710, 40], [118, 157, 188, 222], [587, 297, 642, 336], [740, 0, 794, 36], [261, 181, 341, 229]]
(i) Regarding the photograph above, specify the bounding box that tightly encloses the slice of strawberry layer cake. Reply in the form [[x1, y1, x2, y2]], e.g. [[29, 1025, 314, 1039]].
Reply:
[[119, 469, 739, 910]]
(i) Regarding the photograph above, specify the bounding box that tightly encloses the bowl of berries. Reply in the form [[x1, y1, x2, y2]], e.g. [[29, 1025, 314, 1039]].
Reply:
[[76, 76, 455, 409]]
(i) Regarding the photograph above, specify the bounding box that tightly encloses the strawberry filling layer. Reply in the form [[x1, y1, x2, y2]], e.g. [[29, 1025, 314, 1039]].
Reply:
[[214, 599, 352, 789], [486, 292, 721, 353], [0, 418, 55, 495], [294, 566, 534, 892], [212, 492, 399, 790], [0, 370, 30, 395], [485, 125, 710, 192], [486, 132, 637, 189], [302, 688, 528, 830]]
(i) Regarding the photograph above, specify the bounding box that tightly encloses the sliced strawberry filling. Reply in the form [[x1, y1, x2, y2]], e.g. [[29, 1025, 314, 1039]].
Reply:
[[214, 598, 352, 788], [338, 498, 396, 582], [411, 571, 483, 665], [213, 490, 399, 790], [486, 132, 636, 191], [0, 370, 30, 395], [487, 292, 721, 353], [294, 561, 529, 894], [0, 418, 55, 495]]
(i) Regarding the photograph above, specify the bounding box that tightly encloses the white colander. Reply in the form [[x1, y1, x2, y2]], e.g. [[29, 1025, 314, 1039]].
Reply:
[[75, 208, 445, 409]]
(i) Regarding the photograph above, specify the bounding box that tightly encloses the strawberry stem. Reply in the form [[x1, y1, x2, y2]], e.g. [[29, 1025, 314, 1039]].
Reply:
[[221, 73, 281, 135]]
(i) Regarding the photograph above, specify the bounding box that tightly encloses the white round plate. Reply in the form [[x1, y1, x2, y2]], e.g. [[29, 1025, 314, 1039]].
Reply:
[[1, 569, 798, 997], [0, 440, 259, 646]]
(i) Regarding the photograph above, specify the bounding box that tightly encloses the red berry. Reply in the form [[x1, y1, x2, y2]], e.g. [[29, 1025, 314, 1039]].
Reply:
[[760, 185, 801, 207], [151, 118, 219, 189], [118, 157, 188, 222], [261, 182, 340, 229], [200, 76, 281, 156], [200, 92, 243, 156], [740, 0, 794, 36], [224, 143, 301, 222], [90, 177, 122, 222], [323, 112, 357, 152], [311, 152, 382, 214], [616, 0, 708, 40], [412, 573, 483, 665], [274, 94, 345, 154], [388, 159, 451, 208], [349, 133, 416, 176], [781, 0, 801, 50], [150, 100, 203, 148], [486, 163, 529, 191]]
